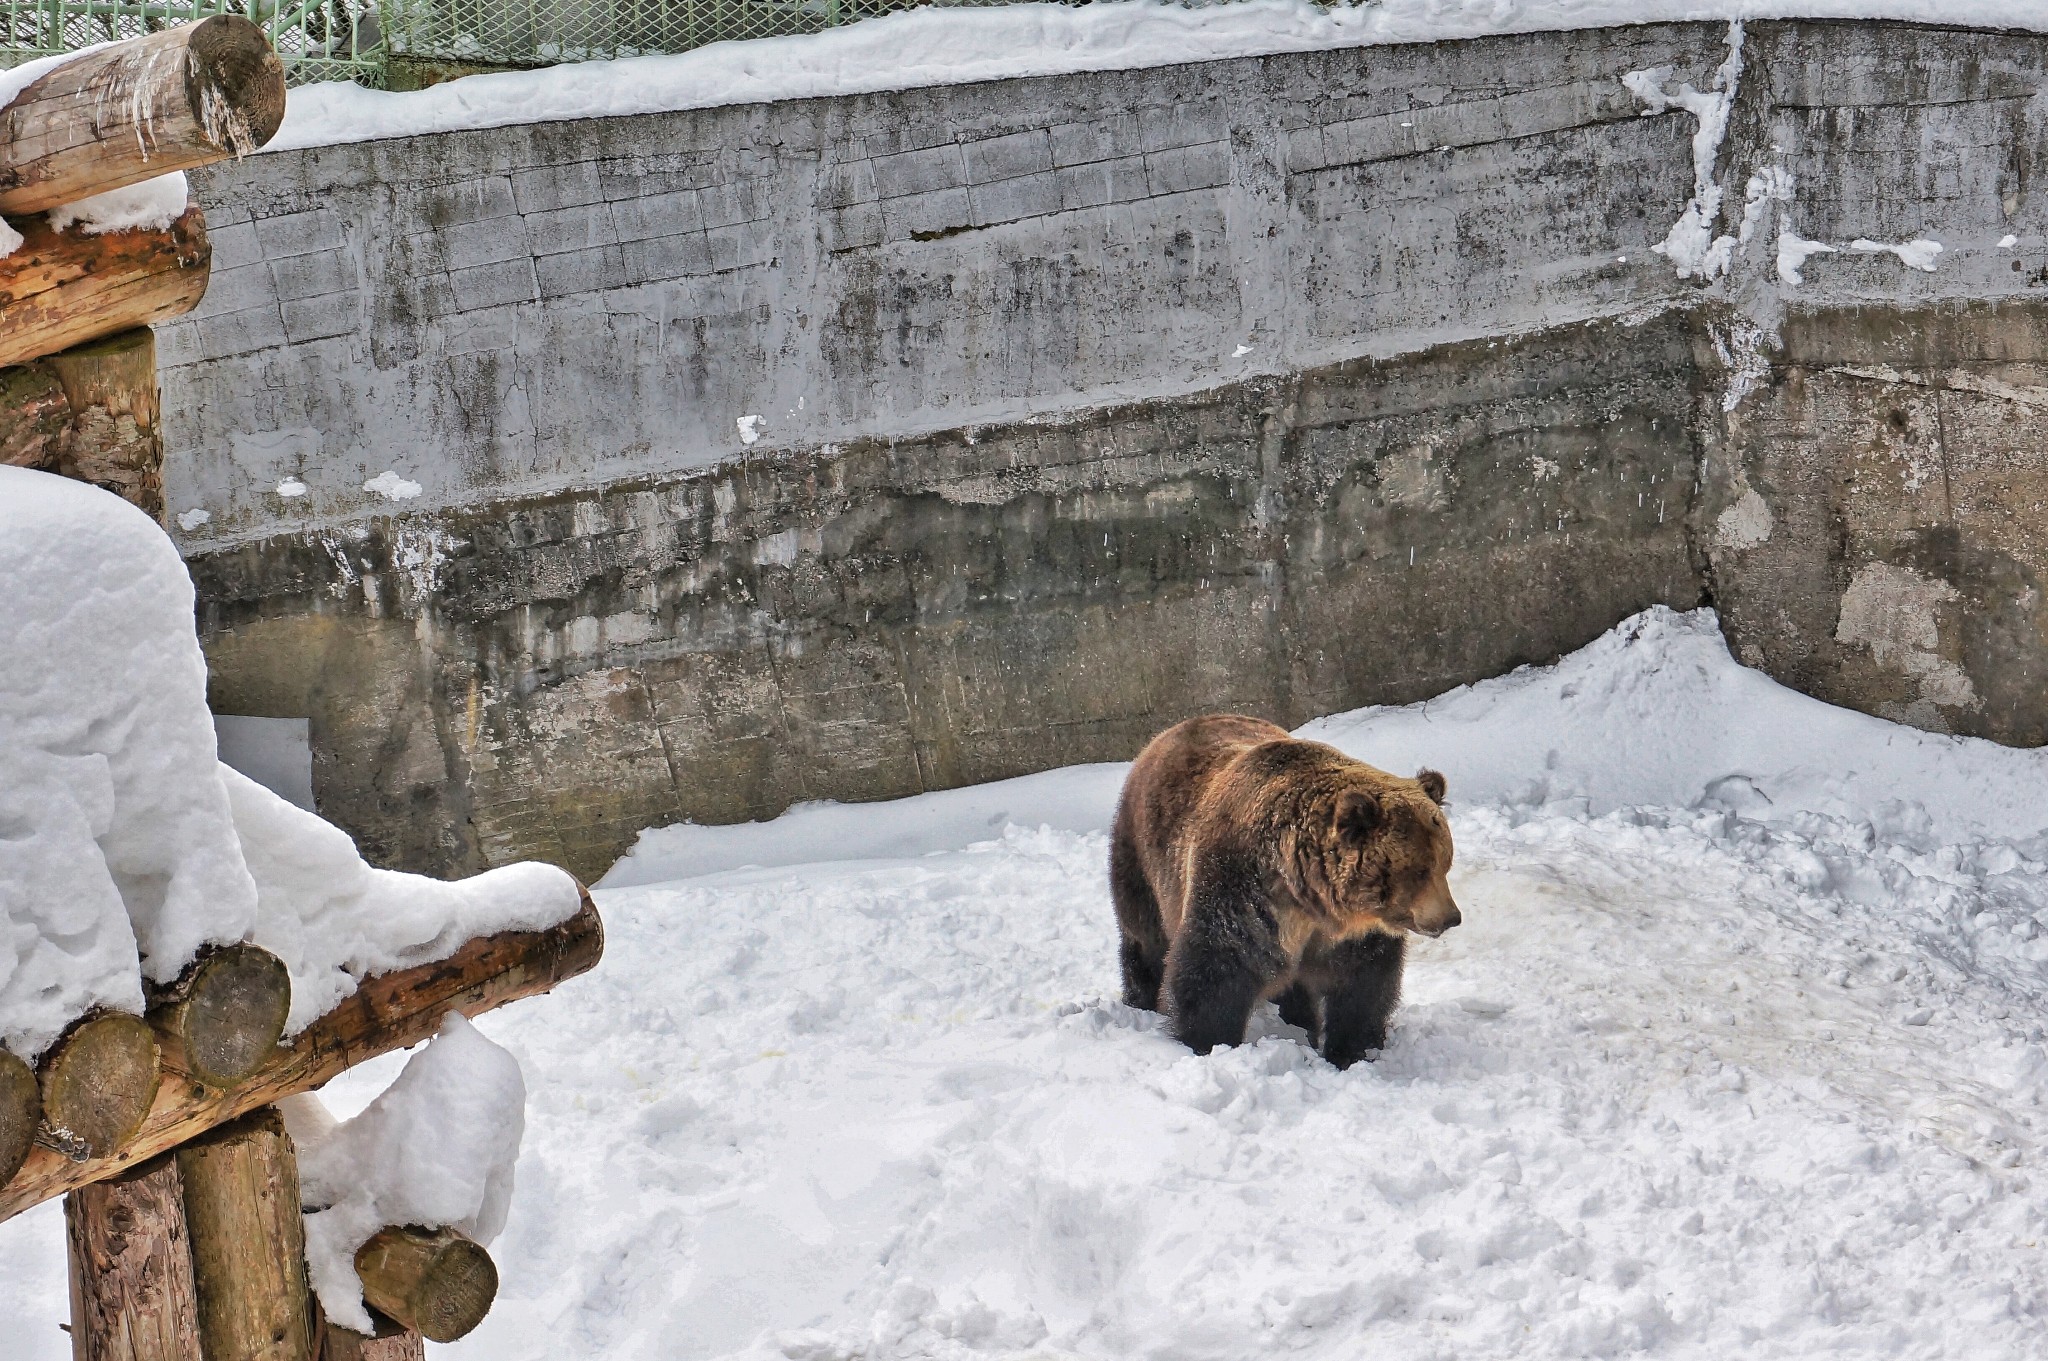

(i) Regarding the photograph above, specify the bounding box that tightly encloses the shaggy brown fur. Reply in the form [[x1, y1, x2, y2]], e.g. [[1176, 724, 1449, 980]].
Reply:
[[1109, 714, 1457, 1067]]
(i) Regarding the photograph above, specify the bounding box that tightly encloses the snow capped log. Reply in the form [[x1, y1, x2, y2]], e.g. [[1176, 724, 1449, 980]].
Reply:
[[296, 1014, 522, 1336], [63, 1154, 202, 1361], [0, 202, 208, 369], [176, 1105, 316, 1361], [0, 894, 600, 1219], [149, 943, 292, 1090], [0, 468, 256, 1072], [353, 1227, 497, 1344], [0, 1049, 36, 1189], [0, 17, 285, 216], [37, 1013, 161, 1162]]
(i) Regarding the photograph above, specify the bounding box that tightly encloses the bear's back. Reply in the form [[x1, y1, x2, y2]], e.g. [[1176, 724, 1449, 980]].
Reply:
[[1117, 714, 1292, 931]]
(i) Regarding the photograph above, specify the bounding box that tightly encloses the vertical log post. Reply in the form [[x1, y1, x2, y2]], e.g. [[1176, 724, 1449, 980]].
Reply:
[[316, 1316, 426, 1361], [177, 1107, 315, 1361], [63, 1154, 202, 1361], [42, 329, 164, 521]]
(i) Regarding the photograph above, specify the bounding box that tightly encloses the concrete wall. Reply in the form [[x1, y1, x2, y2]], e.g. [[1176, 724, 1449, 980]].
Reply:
[[170, 19, 2048, 878]]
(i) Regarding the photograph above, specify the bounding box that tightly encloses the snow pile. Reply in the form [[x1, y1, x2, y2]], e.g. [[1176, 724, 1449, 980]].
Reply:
[[0, 468, 257, 1060], [225, 767, 583, 1034], [288, 1013, 526, 1333], [0, 468, 581, 1062], [45, 172, 189, 236], [274, 0, 2048, 153]]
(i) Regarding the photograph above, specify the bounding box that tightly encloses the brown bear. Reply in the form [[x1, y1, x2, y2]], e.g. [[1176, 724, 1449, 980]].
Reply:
[[1109, 714, 1458, 1068]]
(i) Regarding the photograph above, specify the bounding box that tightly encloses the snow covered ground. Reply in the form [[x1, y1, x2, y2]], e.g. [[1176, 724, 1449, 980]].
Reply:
[[276, 0, 2048, 152], [9, 606, 2048, 1356]]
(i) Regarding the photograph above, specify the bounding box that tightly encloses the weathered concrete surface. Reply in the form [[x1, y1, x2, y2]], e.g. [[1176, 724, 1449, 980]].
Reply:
[[172, 17, 2048, 874], [194, 312, 1704, 878], [165, 22, 1718, 541]]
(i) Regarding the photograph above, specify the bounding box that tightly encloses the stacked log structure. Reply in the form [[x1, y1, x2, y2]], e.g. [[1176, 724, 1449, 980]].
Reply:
[[0, 26, 607, 1357]]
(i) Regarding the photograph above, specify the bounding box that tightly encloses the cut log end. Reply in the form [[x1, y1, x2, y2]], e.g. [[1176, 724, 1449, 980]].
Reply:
[[0, 1048, 38, 1188], [186, 16, 289, 155], [355, 1226, 498, 1344], [38, 1013, 161, 1162], [153, 943, 292, 1089]]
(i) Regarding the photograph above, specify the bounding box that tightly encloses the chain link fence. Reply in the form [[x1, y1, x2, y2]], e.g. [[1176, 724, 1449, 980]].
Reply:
[[1, 0, 386, 85]]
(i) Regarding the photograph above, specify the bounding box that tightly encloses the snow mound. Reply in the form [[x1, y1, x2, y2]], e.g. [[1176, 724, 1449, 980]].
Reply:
[[274, 0, 2048, 153], [46, 172, 188, 235], [225, 766, 583, 1034], [291, 1013, 525, 1333], [0, 467, 257, 1059]]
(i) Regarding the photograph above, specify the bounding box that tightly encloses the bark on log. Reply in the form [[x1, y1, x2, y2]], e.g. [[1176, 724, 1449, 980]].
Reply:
[[64, 1154, 202, 1361], [0, 17, 287, 215], [316, 1315, 424, 1361], [353, 1226, 497, 1344], [0, 360, 70, 469], [177, 1106, 314, 1361], [150, 943, 293, 1090], [0, 1047, 39, 1190], [42, 328, 165, 519], [0, 892, 602, 1222], [0, 204, 208, 369], [38, 1012, 162, 1163]]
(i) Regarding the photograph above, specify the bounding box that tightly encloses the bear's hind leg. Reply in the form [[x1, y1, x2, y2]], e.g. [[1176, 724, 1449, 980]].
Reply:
[[1318, 932, 1406, 1069], [1109, 811, 1168, 1011], [1275, 982, 1321, 1047]]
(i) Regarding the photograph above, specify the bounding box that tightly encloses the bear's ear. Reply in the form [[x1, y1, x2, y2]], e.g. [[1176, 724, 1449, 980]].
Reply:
[[1334, 789, 1381, 845], [1416, 769, 1447, 805]]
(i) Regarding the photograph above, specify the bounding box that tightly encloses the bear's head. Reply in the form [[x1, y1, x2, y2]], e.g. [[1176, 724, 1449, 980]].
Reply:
[[1320, 766, 1459, 937]]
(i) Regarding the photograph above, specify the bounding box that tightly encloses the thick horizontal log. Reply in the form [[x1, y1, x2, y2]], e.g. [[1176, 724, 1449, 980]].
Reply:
[[65, 1154, 202, 1361], [149, 943, 292, 1090], [178, 1106, 314, 1361], [0, 892, 602, 1221], [0, 203, 208, 369], [0, 1049, 37, 1190], [38, 1013, 162, 1163], [0, 17, 286, 215], [354, 1226, 496, 1344]]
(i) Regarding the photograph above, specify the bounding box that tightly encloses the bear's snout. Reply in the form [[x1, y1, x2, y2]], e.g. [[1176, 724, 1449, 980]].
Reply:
[[1411, 883, 1461, 938]]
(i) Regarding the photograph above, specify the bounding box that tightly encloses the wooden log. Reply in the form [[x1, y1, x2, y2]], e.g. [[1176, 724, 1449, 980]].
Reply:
[[42, 328, 165, 520], [150, 943, 292, 1090], [38, 1012, 162, 1163], [0, 203, 209, 369], [0, 360, 71, 470], [353, 1226, 497, 1344], [0, 17, 287, 215], [0, 1047, 39, 1189], [177, 1106, 314, 1361], [317, 1315, 424, 1361], [0, 892, 603, 1222], [63, 1154, 202, 1361]]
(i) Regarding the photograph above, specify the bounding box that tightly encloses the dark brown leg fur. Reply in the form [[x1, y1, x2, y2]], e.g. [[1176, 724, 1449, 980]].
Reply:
[[1164, 849, 1285, 1055], [1315, 933, 1405, 1069], [1275, 982, 1321, 1045], [1109, 806, 1167, 1011]]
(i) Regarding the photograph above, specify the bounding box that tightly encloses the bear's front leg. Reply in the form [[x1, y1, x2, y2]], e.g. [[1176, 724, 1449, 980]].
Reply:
[[1163, 849, 1283, 1055], [1318, 932, 1406, 1069]]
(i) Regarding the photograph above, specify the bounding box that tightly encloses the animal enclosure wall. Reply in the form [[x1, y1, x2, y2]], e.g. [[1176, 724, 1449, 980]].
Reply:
[[167, 19, 2048, 877]]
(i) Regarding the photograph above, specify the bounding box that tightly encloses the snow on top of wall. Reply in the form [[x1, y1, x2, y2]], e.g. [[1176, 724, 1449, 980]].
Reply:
[[0, 468, 259, 1059], [289, 1013, 525, 1333], [275, 0, 2048, 153]]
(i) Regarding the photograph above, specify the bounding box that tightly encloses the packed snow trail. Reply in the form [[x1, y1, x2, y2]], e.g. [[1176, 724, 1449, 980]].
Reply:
[[8, 608, 2048, 1357]]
